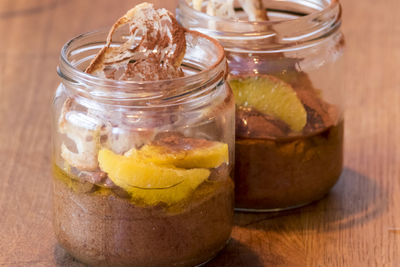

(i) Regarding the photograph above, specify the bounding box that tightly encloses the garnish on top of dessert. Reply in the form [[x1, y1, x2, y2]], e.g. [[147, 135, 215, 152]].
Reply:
[[86, 2, 186, 81]]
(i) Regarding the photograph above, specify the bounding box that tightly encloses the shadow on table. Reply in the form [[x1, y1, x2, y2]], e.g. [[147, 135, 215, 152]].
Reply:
[[234, 167, 388, 232]]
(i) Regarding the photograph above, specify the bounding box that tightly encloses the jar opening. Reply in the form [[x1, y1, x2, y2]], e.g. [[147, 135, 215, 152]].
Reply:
[[177, 0, 342, 52], [58, 29, 226, 103]]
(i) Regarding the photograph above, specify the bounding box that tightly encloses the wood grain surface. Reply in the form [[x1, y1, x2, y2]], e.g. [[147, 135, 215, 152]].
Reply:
[[0, 0, 399, 266]]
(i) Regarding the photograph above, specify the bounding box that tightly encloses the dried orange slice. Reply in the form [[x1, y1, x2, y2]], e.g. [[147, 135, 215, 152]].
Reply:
[[85, 3, 186, 81]]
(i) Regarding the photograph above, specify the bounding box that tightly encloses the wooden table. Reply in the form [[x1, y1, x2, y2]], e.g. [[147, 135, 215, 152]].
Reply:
[[1, 0, 399, 266]]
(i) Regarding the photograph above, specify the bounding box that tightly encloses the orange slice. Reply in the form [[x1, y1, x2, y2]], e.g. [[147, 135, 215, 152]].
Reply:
[[126, 139, 228, 169], [229, 75, 307, 132], [98, 148, 209, 205]]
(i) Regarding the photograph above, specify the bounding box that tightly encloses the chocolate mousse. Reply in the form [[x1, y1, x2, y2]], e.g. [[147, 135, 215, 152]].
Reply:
[[53, 157, 233, 266], [232, 72, 343, 210], [53, 3, 233, 266]]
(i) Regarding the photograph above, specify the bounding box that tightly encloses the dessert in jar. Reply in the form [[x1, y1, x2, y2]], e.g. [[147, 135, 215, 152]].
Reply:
[[178, 0, 344, 211], [52, 3, 235, 266]]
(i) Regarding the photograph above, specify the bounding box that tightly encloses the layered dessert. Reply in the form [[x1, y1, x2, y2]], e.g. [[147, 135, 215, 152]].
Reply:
[[53, 3, 233, 266], [230, 73, 343, 210], [190, 0, 344, 211]]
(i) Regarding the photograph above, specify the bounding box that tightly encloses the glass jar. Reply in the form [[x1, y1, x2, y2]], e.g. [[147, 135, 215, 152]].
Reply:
[[52, 29, 234, 266], [178, 0, 344, 211]]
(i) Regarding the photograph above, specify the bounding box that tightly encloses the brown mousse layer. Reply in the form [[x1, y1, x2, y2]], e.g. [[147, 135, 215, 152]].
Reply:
[[235, 121, 343, 210], [53, 166, 233, 267]]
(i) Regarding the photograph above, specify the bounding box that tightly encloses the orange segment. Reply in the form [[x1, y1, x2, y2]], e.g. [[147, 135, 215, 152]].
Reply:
[[98, 148, 210, 205], [126, 141, 228, 169], [229, 75, 307, 132]]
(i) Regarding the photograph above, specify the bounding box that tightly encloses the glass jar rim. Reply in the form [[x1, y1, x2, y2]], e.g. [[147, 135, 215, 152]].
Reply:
[[177, 0, 342, 52], [58, 28, 226, 102], [178, 0, 340, 25]]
